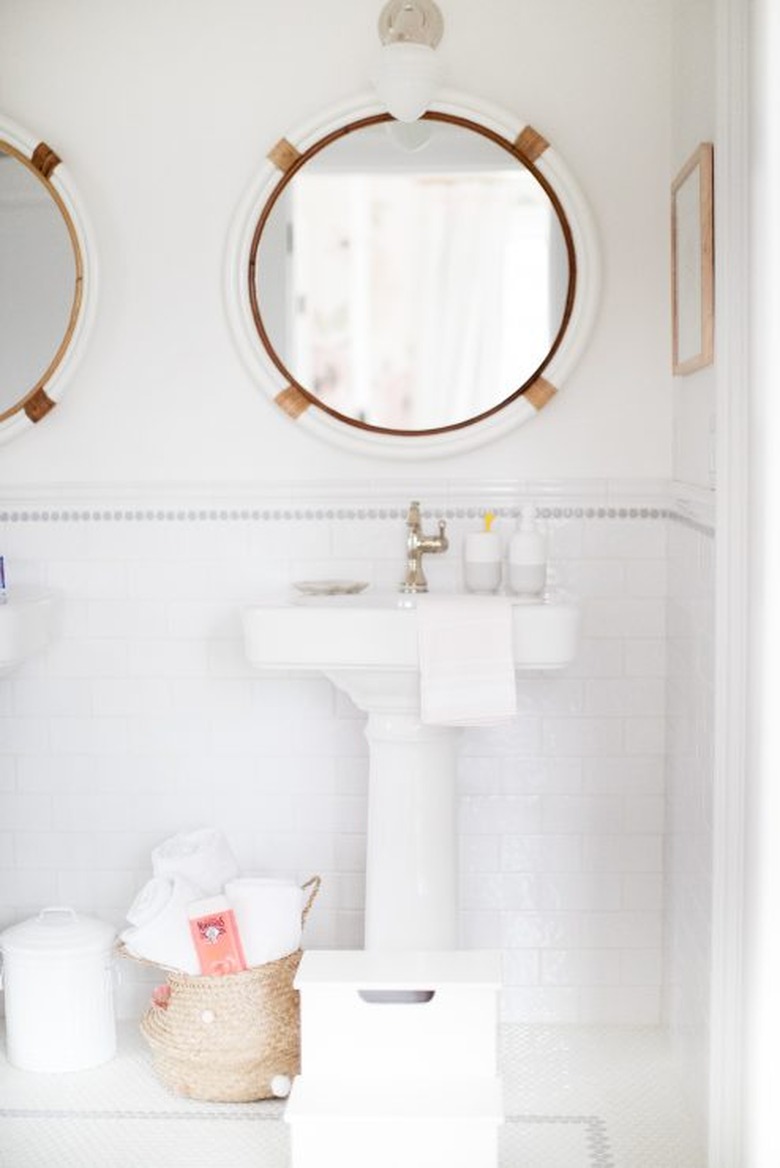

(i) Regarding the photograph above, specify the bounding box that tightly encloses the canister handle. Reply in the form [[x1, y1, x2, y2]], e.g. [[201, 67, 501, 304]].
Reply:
[[37, 906, 78, 925]]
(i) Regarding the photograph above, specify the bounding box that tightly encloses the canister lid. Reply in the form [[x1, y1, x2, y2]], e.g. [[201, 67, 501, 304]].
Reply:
[[0, 906, 116, 957]]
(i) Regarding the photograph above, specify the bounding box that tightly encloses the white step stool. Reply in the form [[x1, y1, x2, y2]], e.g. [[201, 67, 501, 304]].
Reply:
[[286, 950, 503, 1168], [286, 1075, 503, 1168], [295, 949, 501, 1078]]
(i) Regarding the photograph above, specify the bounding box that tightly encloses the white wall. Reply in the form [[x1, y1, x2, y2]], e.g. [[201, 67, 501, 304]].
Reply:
[[0, 0, 671, 485]]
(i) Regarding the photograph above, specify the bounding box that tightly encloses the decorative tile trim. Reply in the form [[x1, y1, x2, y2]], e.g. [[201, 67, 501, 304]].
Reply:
[[0, 477, 714, 534], [0, 1106, 613, 1163], [508, 1114, 614, 1167], [0, 504, 712, 535]]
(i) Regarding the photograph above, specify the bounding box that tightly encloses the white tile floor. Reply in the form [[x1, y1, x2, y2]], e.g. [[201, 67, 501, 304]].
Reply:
[[0, 1023, 705, 1167]]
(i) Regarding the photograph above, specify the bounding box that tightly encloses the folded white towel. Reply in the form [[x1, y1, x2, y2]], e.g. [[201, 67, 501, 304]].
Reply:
[[120, 875, 204, 974], [224, 876, 305, 967], [151, 827, 239, 896], [416, 595, 517, 726]]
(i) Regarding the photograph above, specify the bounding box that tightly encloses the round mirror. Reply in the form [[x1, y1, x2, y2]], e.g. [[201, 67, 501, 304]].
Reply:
[[0, 118, 94, 444], [228, 94, 599, 457]]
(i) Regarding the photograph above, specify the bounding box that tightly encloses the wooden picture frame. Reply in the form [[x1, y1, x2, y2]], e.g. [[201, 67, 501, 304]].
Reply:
[[672, 142, 714, 375]]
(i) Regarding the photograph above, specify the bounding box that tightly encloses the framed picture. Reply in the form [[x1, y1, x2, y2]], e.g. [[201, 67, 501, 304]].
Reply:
[[671, 142, 714, 375]]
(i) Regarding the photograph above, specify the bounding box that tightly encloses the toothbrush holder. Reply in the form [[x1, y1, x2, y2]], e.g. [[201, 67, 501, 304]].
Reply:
[[463, 532, 502, 594]]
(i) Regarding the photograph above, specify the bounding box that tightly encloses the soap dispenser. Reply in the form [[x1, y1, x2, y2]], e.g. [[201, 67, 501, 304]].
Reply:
[[508, 506, 546, 597]]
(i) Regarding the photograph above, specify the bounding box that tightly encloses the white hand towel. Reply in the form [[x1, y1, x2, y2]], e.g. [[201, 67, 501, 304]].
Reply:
[[151, 827, 239, 895], [224, 877, 304, 967], [120, 875, 203, 974], [416, 594, 517, 726]]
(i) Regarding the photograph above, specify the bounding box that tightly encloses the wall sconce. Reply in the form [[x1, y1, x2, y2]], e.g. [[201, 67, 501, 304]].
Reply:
[[373, 0, 444, 123]]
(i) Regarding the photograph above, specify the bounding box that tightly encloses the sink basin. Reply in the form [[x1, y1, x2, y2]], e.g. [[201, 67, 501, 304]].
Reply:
[[242, 590, 579, 952], [0, 592, 55, 674], [243, 591, 578, 673]]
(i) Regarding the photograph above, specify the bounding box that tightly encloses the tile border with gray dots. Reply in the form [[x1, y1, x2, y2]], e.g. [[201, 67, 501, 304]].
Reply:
[[0, 1107, 614, 1167], [0, 503, 713, 537]]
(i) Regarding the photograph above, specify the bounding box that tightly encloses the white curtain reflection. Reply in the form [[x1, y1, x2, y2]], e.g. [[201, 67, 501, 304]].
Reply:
[[284, 167, 559, 430]]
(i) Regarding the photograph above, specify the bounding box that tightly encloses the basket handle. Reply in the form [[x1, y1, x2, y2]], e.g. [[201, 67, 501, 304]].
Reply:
[[114, 940, 182, 976], [301, 875, 321, 924]]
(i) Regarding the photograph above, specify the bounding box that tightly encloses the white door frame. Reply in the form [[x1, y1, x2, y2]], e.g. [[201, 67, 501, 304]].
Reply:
[[708, 0, 750, 1164]]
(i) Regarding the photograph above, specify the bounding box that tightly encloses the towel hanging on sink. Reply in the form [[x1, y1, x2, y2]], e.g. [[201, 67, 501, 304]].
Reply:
[[416, 594, 517, 726]]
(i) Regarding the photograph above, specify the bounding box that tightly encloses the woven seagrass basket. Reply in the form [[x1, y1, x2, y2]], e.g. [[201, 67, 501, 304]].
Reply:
[[131, 875, 319, 1103]]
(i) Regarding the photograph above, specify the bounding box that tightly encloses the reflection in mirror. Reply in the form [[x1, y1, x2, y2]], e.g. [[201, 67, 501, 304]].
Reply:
[[0, 142, 79, 420], [252, 116, 572, 434]]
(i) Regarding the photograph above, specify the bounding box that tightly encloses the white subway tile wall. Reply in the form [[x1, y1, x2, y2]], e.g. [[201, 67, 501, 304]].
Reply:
[[0, 487, 704, 1028]]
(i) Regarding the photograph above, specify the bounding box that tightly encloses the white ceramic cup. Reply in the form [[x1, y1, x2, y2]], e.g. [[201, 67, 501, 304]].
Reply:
[[464, 532, 502, 594]]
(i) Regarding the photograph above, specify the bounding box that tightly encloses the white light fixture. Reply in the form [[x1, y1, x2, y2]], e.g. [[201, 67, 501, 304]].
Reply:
[[373, 0, 444, 123]]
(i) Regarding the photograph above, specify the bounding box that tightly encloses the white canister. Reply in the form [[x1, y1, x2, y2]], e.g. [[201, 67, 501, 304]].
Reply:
[[0, 906, 117, 1072]]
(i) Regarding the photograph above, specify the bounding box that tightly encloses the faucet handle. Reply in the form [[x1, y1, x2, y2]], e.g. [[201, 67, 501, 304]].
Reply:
[[407, 500, 421, 526]]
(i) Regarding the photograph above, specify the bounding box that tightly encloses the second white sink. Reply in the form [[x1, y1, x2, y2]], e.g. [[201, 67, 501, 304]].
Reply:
[[0, 592, 55, 674]]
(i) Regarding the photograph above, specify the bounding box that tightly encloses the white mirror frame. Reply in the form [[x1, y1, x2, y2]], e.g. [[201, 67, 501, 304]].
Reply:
[[226, 90, 600, 459], [0, 114, 97, 447]]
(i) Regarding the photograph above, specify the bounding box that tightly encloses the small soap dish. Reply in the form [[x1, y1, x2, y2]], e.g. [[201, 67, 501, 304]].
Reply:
[[293, 580, 369, 597]]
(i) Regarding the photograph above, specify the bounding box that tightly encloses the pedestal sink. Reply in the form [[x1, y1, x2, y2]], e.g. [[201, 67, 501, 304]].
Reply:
[[243, 591, 578, 951], [0, 592, 55, 674]]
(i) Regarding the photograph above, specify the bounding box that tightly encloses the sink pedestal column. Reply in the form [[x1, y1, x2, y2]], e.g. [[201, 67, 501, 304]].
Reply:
[[364, 711, 457, 950], [327, 671, 459, 951]]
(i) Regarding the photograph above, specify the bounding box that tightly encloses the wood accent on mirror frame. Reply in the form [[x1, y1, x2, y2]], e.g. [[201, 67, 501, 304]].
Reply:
[[275, 385, 312, 419], [513, 125, 549, 164], [248, 111, 577, 438], [268, 138, 302, 173], [525, 377, 557, 411], [0, 138, 85, 424], [23, 388, 56, 423], [31, 141, 61, 177]]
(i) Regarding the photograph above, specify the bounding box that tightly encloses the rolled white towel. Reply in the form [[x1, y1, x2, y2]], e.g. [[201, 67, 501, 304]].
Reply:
[[224, 876, 305, 967], [126, 876, 179, 928], [151, 827, 239, 896], [120, 875, 203, 974]]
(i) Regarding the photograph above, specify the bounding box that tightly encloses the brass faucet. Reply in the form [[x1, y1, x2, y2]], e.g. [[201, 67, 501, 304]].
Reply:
[[400, 500, 449, 593]]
